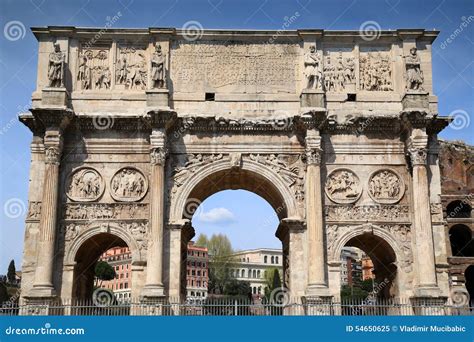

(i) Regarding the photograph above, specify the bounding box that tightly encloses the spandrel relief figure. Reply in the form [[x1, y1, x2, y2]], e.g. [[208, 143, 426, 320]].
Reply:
[[368, 170, 404, 204], [110, 168, 148, 201], [151, 44, 166, 88], [304, 45, 322, 90], [404, 47, 424, 91], [325, 169, 361, 203], [48, 42, 65, 88], [66, 168, 104, 202]]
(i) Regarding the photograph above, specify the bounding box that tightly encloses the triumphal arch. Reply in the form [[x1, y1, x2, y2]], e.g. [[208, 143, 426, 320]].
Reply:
[[19, 26, 453, 310]]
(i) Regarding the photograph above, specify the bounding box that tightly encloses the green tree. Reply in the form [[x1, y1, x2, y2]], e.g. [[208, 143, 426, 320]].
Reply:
[[195, 234, 209, 247], [223, 279, 251, 297], [264, 268, 281, 299], [0, 283, 9, 304], [7, 260, 16, 284], [94, 261, 116, 287], [206, 234, 234, 295]]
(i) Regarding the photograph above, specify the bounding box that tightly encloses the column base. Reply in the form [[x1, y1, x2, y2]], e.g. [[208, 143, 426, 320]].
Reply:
[[29, 285, 56, 298], [140, 284, 165, 299], [413, 285, 441, 298], [302, 294, 334, 316], [306, 284, 332, 297]]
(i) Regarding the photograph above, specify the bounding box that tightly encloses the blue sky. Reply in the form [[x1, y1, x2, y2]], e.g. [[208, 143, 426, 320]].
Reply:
[[0, 0, 473, 272]]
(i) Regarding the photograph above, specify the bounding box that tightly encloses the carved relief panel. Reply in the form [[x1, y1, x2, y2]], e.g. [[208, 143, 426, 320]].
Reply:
[[368, 169, 405, 204], [322, 48, 356, 92], [115, 43, 148, 90], [66, 167, 105, 202], [77, 44, 112, 90], [325, 168, 362, 204], [359, 49, 393, 91], [110, 167, 148, 202]]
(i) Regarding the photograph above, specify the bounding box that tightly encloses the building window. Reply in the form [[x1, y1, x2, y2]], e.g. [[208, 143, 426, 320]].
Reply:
[[264, 256, 267, 263], [257, 270, 261, 278], [271, 256, 274, 264], [276, 256, 279, 264], [253, 270, 256, 278], [241, 269, 245, 277]]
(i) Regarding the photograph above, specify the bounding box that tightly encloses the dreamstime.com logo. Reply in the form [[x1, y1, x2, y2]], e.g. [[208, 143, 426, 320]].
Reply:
[[359, 20, 382, 41], [92, 288, 115, 307], [4, 323, 85, 336], [3, 20, 26, 41], [182, 20, 204, 41], [448, 109, 470, 130], [3, 198, 26, 219]]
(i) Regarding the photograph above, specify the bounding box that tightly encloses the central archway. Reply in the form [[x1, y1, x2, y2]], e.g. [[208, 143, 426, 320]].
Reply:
[[167, 157, 306, 300]]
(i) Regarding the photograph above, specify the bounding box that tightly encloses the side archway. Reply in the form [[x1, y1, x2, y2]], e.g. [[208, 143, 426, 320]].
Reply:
[[328, 224, 412, 299], [62, 223, 146, 300]]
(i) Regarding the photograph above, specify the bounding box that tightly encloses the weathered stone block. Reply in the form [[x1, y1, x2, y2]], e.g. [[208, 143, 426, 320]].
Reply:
[[146, 89, 169, 108], [402, 91, 429, 110], [41, 88, 68, 107], [300, 89, 326, 109]]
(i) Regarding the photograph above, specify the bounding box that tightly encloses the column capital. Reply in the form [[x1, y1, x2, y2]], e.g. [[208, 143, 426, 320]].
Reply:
[[150, 147, 168, 166], [305, 147, 322, 165], [43, 128, 63, 165], [408, 147, 428, 166]]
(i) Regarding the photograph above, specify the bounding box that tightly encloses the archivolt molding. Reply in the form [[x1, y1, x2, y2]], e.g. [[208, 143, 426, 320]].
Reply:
[[169, 153, 303, 221], [64, 221, 148, 264], [327, 223, 413, 273]]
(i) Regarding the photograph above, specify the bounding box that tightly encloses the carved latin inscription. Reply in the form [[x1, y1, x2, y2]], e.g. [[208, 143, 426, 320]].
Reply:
[[170, 41, 299, 93]]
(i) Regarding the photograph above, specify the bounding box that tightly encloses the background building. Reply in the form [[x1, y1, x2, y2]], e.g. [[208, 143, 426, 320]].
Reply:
[[439, 140, 474, 304], [229, 248, 282, 297], [186, 242, 209, 300], [99, 247, 132, 301], [340, 247, 363, 286]]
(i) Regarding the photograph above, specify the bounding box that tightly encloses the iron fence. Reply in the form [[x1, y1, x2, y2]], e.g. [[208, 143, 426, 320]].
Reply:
[[1, 297, 472, 316]]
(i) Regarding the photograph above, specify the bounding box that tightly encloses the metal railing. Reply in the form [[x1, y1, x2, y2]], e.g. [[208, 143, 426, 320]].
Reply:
[[1, 297, 472, 316]]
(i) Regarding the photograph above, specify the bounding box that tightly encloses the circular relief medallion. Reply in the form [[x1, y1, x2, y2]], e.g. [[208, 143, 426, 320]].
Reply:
[[66, 167, 105, 202], [368, 169, 405, 204], [110, 167, 148, 202], [325, 168, 362, 204]]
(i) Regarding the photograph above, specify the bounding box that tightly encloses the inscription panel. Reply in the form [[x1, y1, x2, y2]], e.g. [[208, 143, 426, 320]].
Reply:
[[170, 41, 300, 93]]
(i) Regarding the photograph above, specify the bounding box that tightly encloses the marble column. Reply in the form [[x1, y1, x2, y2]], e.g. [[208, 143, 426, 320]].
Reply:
[[142, 130, 167, 298], [408, 135, 439, 296], [305, 129, 330, 296], [32, 129, 62, 297]]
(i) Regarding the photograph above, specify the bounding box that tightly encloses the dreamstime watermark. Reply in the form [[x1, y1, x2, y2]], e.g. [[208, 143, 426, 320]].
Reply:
[[3, 198, 26, 219], [3, 20, 26, 41], [448, 109, 470, 130], [268, 12, 300, 44], [92, 113, 115, 130], [183, 198, 204, 219], [451, 287, 470, 307], [1, 101, 33, 136], [270, 110, 293, 130], [92, 287, 115, 307], [182, 21, 204, 42], [446, 194, 473, 219], [440, 16, 474, 50], [4, 323, 85, 336], [269, 286, 291, 307], [359, 21, 381, 41], [83, 12, 123, 49]]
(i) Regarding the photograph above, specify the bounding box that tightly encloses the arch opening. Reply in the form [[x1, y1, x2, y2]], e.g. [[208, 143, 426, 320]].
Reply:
[[183, 188, 283, 303], [447, 200, 472, 219], [465, 266, 474, 308], [340, 233, 398, 300], [72, 233, 130, 301], [449, 224, 474, 257]]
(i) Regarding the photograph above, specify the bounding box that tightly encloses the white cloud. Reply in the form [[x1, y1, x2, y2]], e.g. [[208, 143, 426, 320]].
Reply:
[[198, 207, 237, 224]]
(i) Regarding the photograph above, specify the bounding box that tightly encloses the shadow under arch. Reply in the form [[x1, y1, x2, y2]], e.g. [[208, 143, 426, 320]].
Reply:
[[169, 157, 301, 223]]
